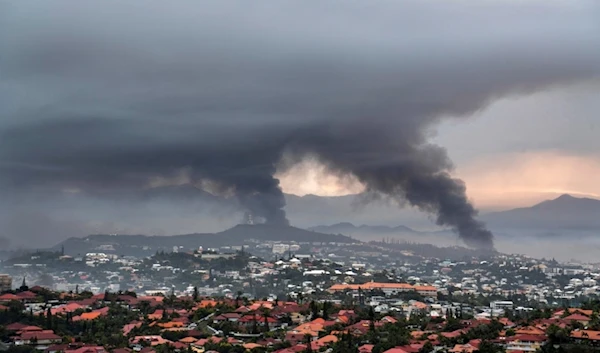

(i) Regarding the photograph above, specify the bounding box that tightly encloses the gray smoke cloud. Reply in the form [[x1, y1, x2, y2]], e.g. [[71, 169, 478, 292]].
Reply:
[[1, 0, 599, 248]]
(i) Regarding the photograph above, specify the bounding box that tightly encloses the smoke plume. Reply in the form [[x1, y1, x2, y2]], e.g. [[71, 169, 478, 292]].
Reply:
[[1, 0, 599, 248]]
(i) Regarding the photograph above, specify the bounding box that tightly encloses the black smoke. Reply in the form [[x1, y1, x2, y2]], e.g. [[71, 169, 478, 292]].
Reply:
[[1, 0, 599, 249]]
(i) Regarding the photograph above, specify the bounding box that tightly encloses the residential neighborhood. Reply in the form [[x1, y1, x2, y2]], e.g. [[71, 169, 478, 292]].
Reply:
[[2, 242, 600, 353]]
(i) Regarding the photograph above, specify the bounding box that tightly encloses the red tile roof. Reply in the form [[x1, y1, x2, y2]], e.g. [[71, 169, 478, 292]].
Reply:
[[18, 326, 43, 332], [0, 293, 20, 301], [572, 330, 600, 341], [6, 323, 28, 331], [508, 334, 548, 343], [18, 331, 62, 341], [564, 313, 591, 321], [16, 291, 37, 299]]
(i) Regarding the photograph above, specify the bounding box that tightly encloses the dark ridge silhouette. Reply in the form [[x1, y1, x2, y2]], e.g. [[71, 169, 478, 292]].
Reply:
[[52, 224, 355, 257], [483, 194, 600, 230]]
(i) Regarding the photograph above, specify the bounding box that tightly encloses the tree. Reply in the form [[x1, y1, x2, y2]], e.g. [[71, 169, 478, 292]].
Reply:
[[332, 332, 358, 353], [251, 314, 259, 334], [419, 341, 434, 353], [443, 316, 463, 332], [235, 291, 242, 308], [46, 306, 53, 330], [477, 340, 503, 353], [304, 334, 313, 353], [310, 301, 319, 319], [261, 308, 270, 332], [546, 324, 572, 345], [193, 286, 199, 301], [322, 301, 331, 320], [368, 306, 376, 335]]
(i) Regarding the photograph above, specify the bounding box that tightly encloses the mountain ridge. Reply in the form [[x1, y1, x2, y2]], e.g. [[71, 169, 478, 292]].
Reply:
[[481, 194, 600, 230], [53, 224, 356, 256], [309, 222, 419, 234]]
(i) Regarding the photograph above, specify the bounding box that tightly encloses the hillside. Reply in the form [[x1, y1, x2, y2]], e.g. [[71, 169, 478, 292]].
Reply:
[[482, 194, 600, 230], [54, 224, 355, 256], [309, 222, 420, 236]]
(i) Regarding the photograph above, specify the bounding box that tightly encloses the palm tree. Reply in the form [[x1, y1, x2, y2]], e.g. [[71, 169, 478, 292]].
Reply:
[[261, 307, 271, 331]]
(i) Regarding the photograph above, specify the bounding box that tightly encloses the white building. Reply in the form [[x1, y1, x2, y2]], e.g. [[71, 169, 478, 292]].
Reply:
[[490, 300, 513, 311]]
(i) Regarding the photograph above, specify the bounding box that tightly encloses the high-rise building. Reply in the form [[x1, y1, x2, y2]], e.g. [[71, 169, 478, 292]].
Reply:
[[0, 274, 12, 292]]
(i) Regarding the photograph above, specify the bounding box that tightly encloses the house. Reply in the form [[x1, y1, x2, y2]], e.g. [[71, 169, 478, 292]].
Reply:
[[5, 323, 28, 332], [571, 330, 600, 343], [212, 313, 241, 323], [285, 333, 308, 345], [380, 316, 399, 324], [17, 325, 43, 333], [285, 319, 334, 343], [515, 326, 546, 336], [147, 310, 165, 321], [382, 348, 412, 353], [563, 313, 591, 325], [313, 335, 338, 349], [337, 309, 357, 321], [73, 312, 102, 321], [64, 346, 106, 353], [241, 342, 262, 350], [155, 321, 185, 329], [414, 286, 438, 297], [449, 344, 477, 353], [73, 307, 110, 322], [195, 299, 218, 309], [359, 344, 374, 353], [441, 330, 465, 339], [289, 312, 307, 324], [14, 331, 62, 346], [130, 336, 172, 346], [51, 303, 85, 315], [505, 334, 547, 353], [15, 291, 38, 301], [193, 337, 223, 347], [554, 308, 593, 318], [122, 322, 142, 336], [0, 293, 20, 302], [45, 344, 78, 353], [498, 317, 516, 328], [328, 282, 425, 296], [178, 337, 197, 344]]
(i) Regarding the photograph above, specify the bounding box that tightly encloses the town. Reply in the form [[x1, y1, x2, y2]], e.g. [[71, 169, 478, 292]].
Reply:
[[2, 237, 600, 353]]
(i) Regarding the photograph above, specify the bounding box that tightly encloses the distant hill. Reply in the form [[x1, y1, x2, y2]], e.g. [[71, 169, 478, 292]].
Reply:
[[303, 222, 446, 244], [284, 193, 431, 229], [309, 222, 420, 236], [482, 194, 600, 230], [54, 224, 355, 256]]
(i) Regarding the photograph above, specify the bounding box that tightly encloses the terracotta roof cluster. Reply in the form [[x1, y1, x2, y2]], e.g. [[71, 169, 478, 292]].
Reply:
[[328, 282, 437, 293]]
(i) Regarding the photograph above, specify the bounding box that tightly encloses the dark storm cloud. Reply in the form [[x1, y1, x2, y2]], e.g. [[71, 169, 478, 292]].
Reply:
[[1, 0, 599, 248]]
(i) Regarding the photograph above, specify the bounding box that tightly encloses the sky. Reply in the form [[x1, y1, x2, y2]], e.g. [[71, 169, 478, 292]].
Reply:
[[1, 0, 600, 248], [280, 81, 600, 210], [437, 82, 600, 209]]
